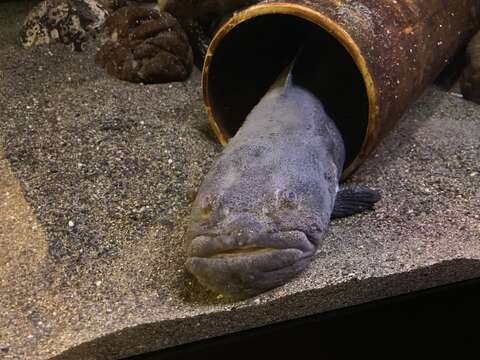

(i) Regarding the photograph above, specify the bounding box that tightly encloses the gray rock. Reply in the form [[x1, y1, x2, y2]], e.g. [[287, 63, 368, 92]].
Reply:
[[20, 0, 109, 50]]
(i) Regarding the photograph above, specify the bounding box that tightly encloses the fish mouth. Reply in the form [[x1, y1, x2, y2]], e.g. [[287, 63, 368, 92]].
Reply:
[[209, 247, 278, 258], [186, 230, 316, 258], [185, 230, 317, 299]]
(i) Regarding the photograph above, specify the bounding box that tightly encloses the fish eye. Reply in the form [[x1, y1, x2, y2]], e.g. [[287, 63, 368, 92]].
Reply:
[[284, 190, 297, 201], [280, 190, 298, 207]]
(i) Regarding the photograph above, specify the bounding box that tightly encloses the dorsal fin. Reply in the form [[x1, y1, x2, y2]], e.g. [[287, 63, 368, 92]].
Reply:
[[269, 59, 296, 91], [268, 43, 308, 93]]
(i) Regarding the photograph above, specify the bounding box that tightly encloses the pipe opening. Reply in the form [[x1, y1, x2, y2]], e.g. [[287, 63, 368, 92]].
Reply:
[[205, 14, 369, 168]]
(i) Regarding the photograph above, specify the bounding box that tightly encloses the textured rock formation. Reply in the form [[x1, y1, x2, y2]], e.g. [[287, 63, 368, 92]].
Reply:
[[97, 0, 157, 12], [163, 0, 260, 23], [97, 0, 128, 11], [161, 0, 260, 67], [20, 0, 109, 50], [95, 5, 193, 83]]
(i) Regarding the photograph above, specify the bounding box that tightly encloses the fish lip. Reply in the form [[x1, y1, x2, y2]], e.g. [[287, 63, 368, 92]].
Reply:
[[207, 247, 279, 259], [186, 230, 316, 259], [184, 248, 315, 299], [185, 248, 313, 277]]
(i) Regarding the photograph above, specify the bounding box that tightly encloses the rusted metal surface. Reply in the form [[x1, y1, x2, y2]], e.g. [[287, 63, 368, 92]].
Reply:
[[202, 0, 480, 177]]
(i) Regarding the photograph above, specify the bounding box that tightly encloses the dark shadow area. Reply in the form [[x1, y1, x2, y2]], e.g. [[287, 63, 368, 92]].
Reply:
[[127, 278, 480, 359], [207, 14, 368, 168], [434, 47, 467, 90]]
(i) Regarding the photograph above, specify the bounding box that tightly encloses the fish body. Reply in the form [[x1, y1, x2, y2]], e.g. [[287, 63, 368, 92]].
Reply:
[[185, 47, 379, 299]]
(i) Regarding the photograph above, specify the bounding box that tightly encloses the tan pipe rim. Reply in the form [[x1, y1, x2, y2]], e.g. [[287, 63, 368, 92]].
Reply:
[[202, 2, 379, 178]]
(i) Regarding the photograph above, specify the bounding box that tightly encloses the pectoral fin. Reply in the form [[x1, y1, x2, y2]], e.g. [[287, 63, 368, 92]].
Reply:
[[331, 187, 381, 219]]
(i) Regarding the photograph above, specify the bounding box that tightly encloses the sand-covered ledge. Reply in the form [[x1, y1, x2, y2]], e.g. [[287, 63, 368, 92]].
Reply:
[[1, 2, 479, 359]]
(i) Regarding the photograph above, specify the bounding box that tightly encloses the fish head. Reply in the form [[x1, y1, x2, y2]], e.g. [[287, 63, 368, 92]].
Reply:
[[184, 144, 337, 299]]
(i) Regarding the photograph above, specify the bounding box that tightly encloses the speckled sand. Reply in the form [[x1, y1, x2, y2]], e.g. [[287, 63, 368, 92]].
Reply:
[[1, 2, 479, 359]]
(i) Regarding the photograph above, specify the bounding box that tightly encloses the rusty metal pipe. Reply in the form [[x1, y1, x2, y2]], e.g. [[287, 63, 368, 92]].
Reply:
[[202, 0, 480, 177]]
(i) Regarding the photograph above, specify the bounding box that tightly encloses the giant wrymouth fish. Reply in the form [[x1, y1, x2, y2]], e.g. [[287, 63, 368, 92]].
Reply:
[[185, 42, 380, 299]]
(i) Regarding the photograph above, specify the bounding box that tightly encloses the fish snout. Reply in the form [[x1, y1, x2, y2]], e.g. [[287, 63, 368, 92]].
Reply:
[[185, 231, 316, 299]]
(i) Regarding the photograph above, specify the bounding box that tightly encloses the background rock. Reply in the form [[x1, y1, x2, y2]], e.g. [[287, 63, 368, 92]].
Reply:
[[95, 6, 193, 83], [163, 0, 260, 23], [97, 0, 158, 12], [20, 0, 109, 50], [97, 0, 128, 11], [461, 30, 480, 104]]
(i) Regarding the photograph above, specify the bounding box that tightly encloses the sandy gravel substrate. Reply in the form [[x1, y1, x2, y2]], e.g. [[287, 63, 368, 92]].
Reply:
[[1, 2, 479, 359]]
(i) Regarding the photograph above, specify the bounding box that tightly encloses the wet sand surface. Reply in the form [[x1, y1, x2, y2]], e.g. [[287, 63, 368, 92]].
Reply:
[[1, 2, 479, 359]]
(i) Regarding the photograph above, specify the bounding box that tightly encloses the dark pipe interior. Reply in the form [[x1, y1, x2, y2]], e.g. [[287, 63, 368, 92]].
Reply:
[[208, 14, 369, 168]]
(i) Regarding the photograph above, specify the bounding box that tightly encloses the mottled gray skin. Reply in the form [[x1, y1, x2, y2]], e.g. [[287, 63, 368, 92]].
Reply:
[[185, 63, 346, 299]]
